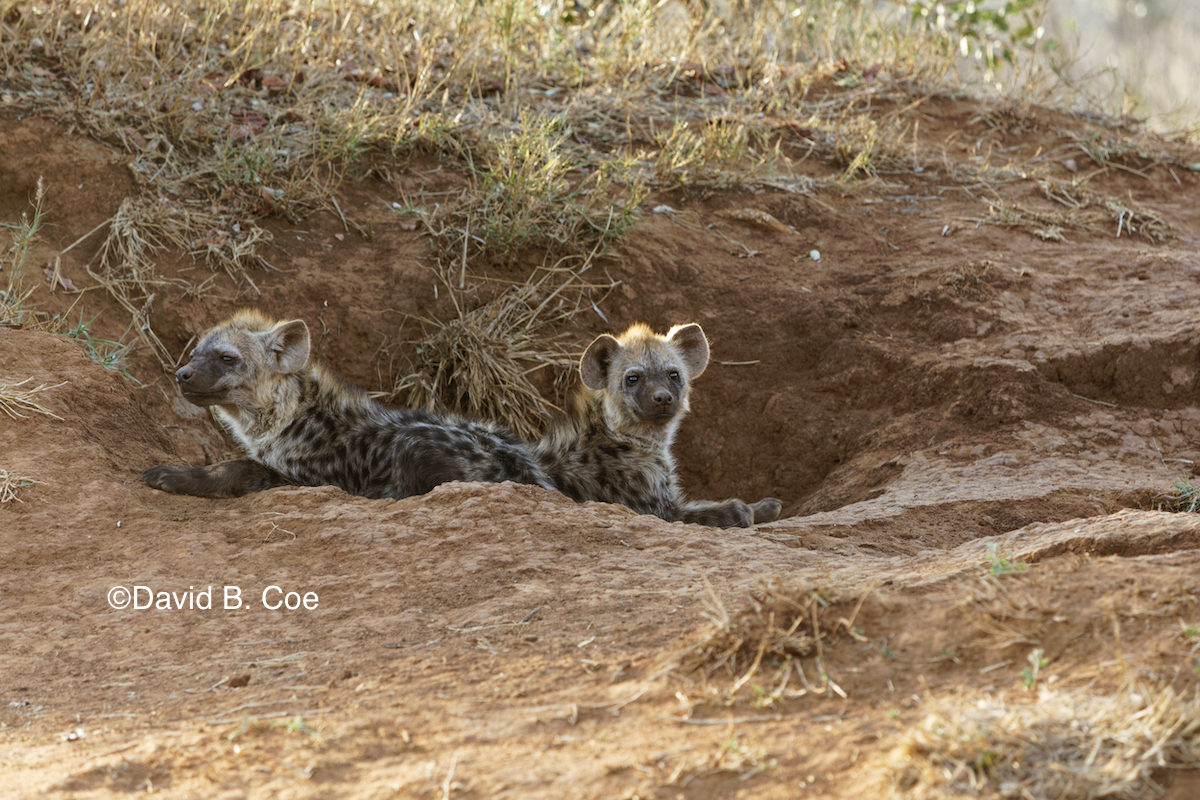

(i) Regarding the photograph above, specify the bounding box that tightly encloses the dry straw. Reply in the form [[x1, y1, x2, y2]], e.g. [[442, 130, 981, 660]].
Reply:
[[1036, 178, 1173, 242], [392, 255, 617, 441], [90, 196, 272, 366], [679, 578, 867, 702], [893, 680, 1200, 799], [0, 377, 65, 420], [1, 176, 46, 326], [0, 469, 39, 504]]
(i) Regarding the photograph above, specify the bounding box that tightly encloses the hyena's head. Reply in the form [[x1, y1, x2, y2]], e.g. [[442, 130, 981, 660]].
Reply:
[[175, 310, 310, 410], [580, 323, 709, 442]]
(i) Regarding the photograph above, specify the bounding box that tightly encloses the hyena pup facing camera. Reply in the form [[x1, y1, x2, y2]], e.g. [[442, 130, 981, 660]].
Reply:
[[142, 310, 553, 500], [535, 323, 782, 528]]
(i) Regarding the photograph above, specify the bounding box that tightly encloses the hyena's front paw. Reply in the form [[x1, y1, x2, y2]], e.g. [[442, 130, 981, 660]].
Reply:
[[141, 459, 286, 498], [680, 499, 754, 529], [142, 465, 202, 496], [750, 497, 783, 524]]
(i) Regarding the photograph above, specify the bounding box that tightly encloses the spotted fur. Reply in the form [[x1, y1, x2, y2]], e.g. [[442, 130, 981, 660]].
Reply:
[[535, 323, 782, 528], [142, 310, 552, 499]]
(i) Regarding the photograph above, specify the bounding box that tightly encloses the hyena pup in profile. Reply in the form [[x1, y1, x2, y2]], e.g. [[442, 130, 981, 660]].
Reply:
[[142, 310, 553, 500], [534, 322, 782, 528]]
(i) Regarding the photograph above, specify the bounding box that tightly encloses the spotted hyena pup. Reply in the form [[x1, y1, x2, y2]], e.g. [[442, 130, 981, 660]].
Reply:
[[534, 323, 781, 528], [142, 310, 552, 499]]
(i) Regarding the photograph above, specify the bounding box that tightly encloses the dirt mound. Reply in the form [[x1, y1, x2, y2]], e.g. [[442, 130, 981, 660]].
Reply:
[[4, 96, 1200, 797]]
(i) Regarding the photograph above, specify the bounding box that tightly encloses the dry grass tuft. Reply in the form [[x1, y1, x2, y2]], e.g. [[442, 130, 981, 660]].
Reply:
[[679, 578, 869, 701], [970, 199, 1086, 243], [892, 680, 1200, 800], [958, 574, 1059, 651], [0, 377, 65, 420], [89, 196, 273, 367], [1162, 477, 1200, 515], [1037, 178, 1172, 241], [1, 177, 46, 327], [413, 114, 646, 268], [391, 258, 616, 440], [969, 176, 1174, 245], [0, 469, 39, 504], [650, 118, 763, 192], [1066, 127, 1190, 178], [831, 112, 907, 182], [940, 260, 996, 294]]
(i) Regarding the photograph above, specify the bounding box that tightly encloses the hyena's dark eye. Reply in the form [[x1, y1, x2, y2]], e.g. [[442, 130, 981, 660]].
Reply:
[[668, 371, 680, 381], [626, 374, 639, 385]]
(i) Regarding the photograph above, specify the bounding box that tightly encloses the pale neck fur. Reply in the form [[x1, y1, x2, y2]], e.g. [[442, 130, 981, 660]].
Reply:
[[210, 368, 308, 456]]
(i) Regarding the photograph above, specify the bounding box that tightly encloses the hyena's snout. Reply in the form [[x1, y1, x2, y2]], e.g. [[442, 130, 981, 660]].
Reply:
[[642, 381, 682, 419], [651, 387, 675, 408], [174, 361, 222, 400]]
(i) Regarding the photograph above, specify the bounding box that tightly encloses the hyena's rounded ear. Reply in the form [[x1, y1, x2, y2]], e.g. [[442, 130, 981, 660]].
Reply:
[[668, 323, 709, 379], [580, 334, 621, 390], [267, 319, 310, 374]]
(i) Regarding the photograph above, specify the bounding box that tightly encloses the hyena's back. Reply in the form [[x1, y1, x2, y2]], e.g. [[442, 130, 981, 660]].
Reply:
[[142, 310, 552, 500], [275, 401, 550, 500]]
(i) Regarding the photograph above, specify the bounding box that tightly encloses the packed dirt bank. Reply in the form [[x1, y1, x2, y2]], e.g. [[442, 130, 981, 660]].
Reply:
[[4, 95, 1200, 797]]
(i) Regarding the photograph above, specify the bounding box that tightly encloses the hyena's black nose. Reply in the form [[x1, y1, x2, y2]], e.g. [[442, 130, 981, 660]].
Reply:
[[652, 388, 674, 407], [175, 365, 195, 384]]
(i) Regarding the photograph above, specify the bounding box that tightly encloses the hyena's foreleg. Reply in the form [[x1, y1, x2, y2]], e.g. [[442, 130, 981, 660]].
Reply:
[[142, 459, 291, 498], [679, 496, 783, 528], [679, 498, 753, 528]]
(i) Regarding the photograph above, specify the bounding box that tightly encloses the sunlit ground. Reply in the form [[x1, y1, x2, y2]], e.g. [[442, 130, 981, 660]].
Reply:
[[1046, 0, 1200, 129]]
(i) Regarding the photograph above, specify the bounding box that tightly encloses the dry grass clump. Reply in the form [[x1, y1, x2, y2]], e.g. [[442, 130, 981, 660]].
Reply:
[[0, 469, 39, 504], [414, 114, 647, 267], [679, 578, 869, 701], [958, 573, 1058, 651], [0, 377, 65, 420], [968, 176, 1173, 244], [1066, 127, 1194, 177], [940, 260, 996, 293], [1162, 477, 1200, 515], [391, 259, 615, 440], [89, 196, 273, 367], [831, 111, 908, 182], [971, 199, 1085, 243], [650, 118, 764, 192], [1, 177, 46, 327], [1036, 178, 1173, 242], [891, 680, 1200, 800]]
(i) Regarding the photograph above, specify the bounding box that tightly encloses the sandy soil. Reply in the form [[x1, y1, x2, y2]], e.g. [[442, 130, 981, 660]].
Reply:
[[2, 97, 1200, 798]]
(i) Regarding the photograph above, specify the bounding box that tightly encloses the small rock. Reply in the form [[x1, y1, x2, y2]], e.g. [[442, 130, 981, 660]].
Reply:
[[60, 727, 86, 742]]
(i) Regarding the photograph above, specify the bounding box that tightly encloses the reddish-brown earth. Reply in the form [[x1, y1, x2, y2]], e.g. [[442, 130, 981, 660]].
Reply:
[[3, 101, 1200, 798]]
